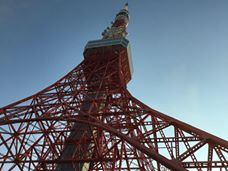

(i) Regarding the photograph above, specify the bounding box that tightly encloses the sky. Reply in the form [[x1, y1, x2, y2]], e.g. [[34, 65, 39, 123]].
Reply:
[[0, 0, 228, 141]]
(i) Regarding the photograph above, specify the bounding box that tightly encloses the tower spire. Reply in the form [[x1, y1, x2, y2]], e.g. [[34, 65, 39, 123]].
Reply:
[[124, 2, 128, 11], [102, 3, 129, 39]]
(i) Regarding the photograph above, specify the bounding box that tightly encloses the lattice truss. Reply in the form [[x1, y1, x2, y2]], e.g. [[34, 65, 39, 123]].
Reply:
[[0, 60, 228, 171]]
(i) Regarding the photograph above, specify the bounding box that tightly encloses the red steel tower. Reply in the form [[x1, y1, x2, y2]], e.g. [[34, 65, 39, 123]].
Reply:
[[0, 4, 228, 171]]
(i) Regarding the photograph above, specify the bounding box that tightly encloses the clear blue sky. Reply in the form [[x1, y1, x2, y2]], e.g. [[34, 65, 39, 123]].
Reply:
[[0, 0, 228, 140]]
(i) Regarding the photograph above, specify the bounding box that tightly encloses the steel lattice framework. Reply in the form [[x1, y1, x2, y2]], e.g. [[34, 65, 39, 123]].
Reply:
[[1, 3, 228, 171]]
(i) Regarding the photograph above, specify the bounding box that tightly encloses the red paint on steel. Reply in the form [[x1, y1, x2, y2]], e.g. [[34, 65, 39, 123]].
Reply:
[[0, 3, 228, 171]]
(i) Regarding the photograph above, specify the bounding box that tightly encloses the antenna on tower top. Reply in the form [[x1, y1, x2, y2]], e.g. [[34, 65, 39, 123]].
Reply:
[[124, 3, 128, 10]]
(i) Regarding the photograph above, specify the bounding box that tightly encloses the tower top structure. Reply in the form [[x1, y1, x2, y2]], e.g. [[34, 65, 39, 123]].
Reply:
[[84, 3, 133, 85], [102, 3, 129, 39]]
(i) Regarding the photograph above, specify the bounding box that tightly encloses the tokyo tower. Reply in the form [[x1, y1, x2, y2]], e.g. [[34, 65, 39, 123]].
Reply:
[[1, 3, 228, 171]]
